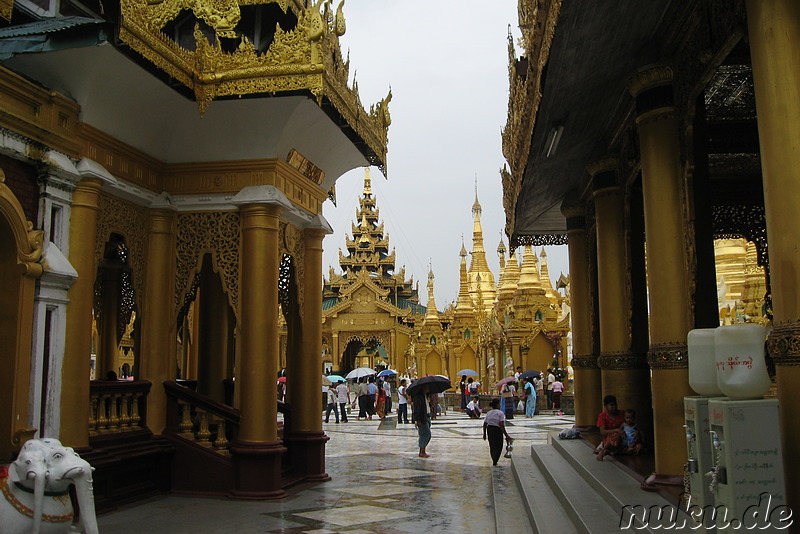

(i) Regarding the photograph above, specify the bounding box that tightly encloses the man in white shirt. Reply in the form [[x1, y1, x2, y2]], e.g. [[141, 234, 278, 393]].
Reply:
[[335, 381, 350, 423], [396, 379, 410, 424], [466, 396, 481, 419], [546, 369, 556, 409], [383, 379, 393, 415]]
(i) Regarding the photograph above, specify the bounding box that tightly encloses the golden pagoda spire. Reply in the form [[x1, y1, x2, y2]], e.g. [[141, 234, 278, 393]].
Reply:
[[518, 245, 544, 293], [498, 245, 520, 300], [498, 233, 507, 270], [467, 179, 496, 311], [425, 266, 439, 320], [455, 236, 474, 314], [539, 247, 559, 300]]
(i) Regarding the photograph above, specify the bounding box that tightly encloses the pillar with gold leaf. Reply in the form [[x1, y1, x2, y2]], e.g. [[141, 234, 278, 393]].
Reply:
[[590, 161, 650, 425], [61, 176, 104, 448], [283, 215, 331, 482], [139, 195, 177, 434], [561, 199, 601, 427], [628, 67, 693, 481], [230, 186, 291, 499], [747, 0, 800, 514]]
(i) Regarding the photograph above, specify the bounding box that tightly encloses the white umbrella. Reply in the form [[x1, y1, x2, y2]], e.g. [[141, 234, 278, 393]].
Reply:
[[345, 367, 377, 379]]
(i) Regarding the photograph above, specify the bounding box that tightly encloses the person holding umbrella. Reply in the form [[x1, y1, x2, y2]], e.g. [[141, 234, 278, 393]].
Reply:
[[407, 375, 451, 458], [411, 383, 432, 457]]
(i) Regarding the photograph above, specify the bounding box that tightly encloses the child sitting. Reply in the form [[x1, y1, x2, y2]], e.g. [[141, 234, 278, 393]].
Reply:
[[620, 409, 643, 455]]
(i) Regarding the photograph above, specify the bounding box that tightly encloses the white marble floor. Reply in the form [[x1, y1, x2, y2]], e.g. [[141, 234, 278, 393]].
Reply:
[[97, 412, 575, 533]]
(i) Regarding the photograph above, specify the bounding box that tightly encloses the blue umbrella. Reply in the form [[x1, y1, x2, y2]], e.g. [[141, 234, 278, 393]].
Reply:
[[377, 369, 397, 377], [457, 369, 479, 376], [326, 374, 346, 383]]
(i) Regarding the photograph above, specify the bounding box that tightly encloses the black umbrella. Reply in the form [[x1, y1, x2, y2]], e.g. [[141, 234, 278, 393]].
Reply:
[[518, 370, 541, 381], [407, 375, 452, 396]]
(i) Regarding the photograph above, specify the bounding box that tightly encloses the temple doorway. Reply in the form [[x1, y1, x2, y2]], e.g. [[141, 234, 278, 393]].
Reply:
[[93, 233, 139, 380], [339, 338, 388, 375], [176, 253, 236, 404]]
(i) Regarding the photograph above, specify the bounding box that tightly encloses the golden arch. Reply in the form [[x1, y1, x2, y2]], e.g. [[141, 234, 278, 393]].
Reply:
[[0, 169, 44, 461]]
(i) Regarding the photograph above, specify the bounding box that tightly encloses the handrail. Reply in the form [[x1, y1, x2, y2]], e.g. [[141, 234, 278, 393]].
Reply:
[[163, 381, 290, 455], [164, 381, 240, 423], [89, 380, 151, 437]]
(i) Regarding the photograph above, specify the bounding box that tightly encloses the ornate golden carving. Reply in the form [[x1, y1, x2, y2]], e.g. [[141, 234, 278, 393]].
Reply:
[[95, 194, 148, 307], [501, 0, 562, 236], [279, 221, 304, 314], [571, 353, 599, 370], [118, 0, 388, 165], [647, 342, 689, 370], [0, 173, 44, 277], [767, 321, 800, 367], [176, 212, 241, 320], [627, 65, 674, 98], [0, 0, 13, 23], [598, 351, 647, 370]]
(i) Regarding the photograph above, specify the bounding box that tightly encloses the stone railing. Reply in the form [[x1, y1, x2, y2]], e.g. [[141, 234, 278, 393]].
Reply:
[[89, 380, 151, 436]]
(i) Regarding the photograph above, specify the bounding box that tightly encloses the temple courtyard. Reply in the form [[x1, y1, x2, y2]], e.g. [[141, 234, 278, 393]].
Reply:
[[96, 412, 575, 533]]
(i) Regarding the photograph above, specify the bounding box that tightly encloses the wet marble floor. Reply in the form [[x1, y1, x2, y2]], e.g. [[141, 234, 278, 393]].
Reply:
[[97, 411, 575, 533]]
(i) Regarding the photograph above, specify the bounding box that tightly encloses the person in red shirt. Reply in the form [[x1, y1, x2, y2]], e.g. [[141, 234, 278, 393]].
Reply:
[[596, 395, 625, 461]]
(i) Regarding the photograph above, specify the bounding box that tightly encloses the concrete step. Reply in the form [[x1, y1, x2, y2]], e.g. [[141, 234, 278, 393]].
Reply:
[[531, 444, 624, 534], [549, 436, 687, 516], [492, 464, 535, 534], [510, 452, 577, 534]]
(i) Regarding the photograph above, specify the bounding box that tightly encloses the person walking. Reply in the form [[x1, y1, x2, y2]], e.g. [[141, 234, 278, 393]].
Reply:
[[483, 398, 513, 466], [397, 379, 410, 423], [335, 380, 349, 423], [383, 378, 393, 415], [366, 376, 378, 420], [459, 375, 468, 410], [324, 385, 339, 423], [354, 378, 368, 420], [411, 384, 432, 457]]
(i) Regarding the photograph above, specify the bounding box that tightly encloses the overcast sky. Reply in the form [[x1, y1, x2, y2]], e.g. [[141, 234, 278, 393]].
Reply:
[[322, 0, 570, 308]]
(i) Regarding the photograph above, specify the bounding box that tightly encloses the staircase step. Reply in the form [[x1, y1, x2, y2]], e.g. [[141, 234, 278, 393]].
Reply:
[[531, 444, 627, 534], [510, 453, 577, 534], [492, 464, 535, 534], [550, 436, 682, 512]]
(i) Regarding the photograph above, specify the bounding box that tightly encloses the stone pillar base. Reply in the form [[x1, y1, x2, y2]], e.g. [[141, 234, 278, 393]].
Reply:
[[283, 430, 331, 482], [229, 440, 287, 499]]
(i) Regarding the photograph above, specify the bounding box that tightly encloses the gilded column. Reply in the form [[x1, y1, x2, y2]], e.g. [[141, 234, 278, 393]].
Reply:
[[140, 199, 176, 434], [510, 342, 521, 376], [561, 200, 602, 427], [61, 177, 103, 448], [284, 217, 331, 482], [332, 332, 339, 372], [98, 265, 121, 378], [591, 162, 650, 416], [230, 186, 291, 499], [629, 67, 693, 480], [748, 0, 800, 514]]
